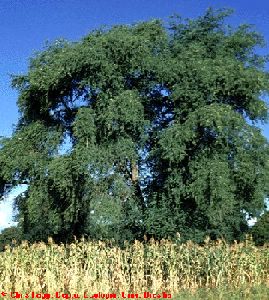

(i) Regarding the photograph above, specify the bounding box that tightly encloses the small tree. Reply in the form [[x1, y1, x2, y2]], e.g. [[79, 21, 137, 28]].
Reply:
[[251, 211, 269, 245], [0, 226, 22, 251]]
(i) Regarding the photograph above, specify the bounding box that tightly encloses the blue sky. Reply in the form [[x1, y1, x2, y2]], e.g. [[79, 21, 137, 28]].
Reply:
[[0, 0, 269, 230]]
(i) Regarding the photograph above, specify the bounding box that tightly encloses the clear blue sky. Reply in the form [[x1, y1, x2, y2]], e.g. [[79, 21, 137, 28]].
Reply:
[[0, 0, 269, 230]]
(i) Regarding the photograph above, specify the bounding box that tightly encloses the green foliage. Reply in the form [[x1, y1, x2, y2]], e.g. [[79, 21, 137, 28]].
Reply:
[[0, 226, 22, 252], [251, 211, 269, 245], [1, 8, 269, 244]]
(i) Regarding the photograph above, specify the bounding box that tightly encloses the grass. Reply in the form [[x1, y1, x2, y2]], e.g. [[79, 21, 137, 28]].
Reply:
[[173, 285, 269, 299]]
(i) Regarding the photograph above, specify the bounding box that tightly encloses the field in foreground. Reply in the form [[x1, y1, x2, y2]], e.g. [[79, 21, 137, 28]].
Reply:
[[0, 237, 268, 298]]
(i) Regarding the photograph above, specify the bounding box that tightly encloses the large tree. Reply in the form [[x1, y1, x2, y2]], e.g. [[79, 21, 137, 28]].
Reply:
[[1, 8, 269, 244]]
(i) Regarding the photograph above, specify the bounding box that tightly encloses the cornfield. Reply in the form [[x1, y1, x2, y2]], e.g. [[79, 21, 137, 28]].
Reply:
[[0, 237, 268, 297]]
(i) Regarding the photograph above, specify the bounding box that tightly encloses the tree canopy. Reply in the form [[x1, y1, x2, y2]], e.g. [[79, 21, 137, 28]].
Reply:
[[1, 8, 269, 244]]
